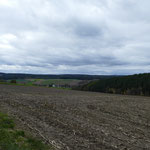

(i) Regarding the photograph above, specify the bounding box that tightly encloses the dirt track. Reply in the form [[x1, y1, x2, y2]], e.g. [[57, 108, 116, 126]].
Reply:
[[0, 84, 150, 150]]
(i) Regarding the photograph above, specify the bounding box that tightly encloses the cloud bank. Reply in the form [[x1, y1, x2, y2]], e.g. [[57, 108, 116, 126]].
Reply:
[[0, 0, 150, 75]]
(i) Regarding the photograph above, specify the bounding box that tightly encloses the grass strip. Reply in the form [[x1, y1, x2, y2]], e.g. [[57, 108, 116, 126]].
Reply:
[[0, 112, 53, 150]]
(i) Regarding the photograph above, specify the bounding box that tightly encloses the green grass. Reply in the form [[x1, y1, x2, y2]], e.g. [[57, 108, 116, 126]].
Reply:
[[15, 79, 78, 86], [0, 112, 53, 150]]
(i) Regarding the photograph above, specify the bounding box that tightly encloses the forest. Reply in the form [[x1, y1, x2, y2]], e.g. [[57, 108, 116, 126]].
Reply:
[[77, 73, 150, 96]]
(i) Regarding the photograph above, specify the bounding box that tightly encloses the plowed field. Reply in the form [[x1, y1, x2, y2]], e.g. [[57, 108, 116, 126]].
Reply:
[[0, 84, 150, 150]]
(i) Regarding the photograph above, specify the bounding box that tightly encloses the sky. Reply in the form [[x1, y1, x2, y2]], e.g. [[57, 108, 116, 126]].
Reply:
[[0, 0, 150, 75]]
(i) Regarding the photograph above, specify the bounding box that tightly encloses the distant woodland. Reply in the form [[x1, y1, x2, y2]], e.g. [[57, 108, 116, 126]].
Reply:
[[0, 73, 115, 80], [76, 73, 150, 96]]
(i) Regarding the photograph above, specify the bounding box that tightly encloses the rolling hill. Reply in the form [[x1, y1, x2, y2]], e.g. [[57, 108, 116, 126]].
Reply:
[[77, 73, 150, 96]]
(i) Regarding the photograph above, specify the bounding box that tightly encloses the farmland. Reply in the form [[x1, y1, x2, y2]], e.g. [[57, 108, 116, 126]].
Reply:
[[6, 79, 82, 88], [0, 84, 150, 150]]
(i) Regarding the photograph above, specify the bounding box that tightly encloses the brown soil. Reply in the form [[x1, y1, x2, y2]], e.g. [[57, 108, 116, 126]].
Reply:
[[0, 84, 150, 150]]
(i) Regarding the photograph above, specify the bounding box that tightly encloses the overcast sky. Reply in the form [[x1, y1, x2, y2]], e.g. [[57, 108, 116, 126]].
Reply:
[[0, 0, 150, 75]]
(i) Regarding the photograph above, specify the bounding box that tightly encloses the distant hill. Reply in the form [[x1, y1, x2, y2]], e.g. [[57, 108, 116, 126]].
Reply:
[[77, 73, 150, 96], [0, 73, 116, 80]]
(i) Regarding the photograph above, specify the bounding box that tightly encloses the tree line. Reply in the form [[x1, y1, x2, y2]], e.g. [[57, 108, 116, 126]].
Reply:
[[0, 73, 115, 80]]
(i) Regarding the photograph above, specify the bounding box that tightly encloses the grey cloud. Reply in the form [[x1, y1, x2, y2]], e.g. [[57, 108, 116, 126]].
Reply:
[[73, 22, 102, 38], [0, 0, 150, 75]]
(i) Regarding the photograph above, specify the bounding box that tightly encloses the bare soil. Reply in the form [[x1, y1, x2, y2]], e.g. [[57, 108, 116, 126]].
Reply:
[[0, 84, 150, 150]]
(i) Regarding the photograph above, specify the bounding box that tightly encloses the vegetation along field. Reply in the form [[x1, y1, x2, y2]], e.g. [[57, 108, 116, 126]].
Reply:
[[0, 84, 150, 150], [0, 111, 52, 150]]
